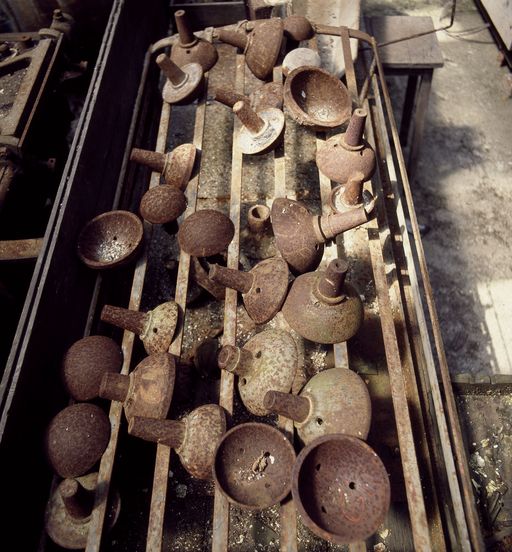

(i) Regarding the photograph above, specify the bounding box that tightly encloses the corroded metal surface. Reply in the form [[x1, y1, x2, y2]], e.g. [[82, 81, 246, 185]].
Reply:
[[283, 15, 314, 42], [177, 209, 234, 257], [45, 472, 120, 550], [282, 259, 363, 344], [139, 184, 187, 224], [234, 101, 285, 155], [210, 257, 289, 324], [249, 82, 283, 112], [157, 53, 204, 105], [45, 404, 111, 478], [99, 352, 175, 420], [283, 66, 351, 130], [217, 329, 298, 416], [292, 434, 390, 544], [282, 48, 321, 77], [190, 256, 226, 301], [77, 210, 144, 270], [170, 10, 218, 72], [266, 368, 371, 444], [213, 422, 296, 509], [247, 204, 271, 233], [62, 335, 123, 401], [316, 108, 376, 185]]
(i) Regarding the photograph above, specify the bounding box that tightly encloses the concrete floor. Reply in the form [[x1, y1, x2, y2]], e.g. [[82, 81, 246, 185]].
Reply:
[[364, 0, 512, 378]]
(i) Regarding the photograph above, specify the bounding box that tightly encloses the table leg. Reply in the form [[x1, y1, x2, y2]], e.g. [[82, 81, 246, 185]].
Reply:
[[400, 74, 419, 146]]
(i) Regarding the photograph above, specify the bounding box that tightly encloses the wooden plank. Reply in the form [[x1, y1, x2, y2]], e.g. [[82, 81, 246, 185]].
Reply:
[[0, 238, 43, 261]]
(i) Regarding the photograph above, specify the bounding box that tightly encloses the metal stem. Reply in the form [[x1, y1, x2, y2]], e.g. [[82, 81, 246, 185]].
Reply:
[[209, 264, 253, 294], [233, 101, 265, 134], [128, 416, 186, 448], [263, 390, 310, 423], [156, 53, 187, 86]]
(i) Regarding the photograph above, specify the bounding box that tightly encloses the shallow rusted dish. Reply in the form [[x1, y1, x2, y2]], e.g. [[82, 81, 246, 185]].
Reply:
[[77, 210, 143, 270], [283, 66, 351, 130], [213, 422, 296, 509], [292, 434, 390, 544], [178, 209, 234, 257]]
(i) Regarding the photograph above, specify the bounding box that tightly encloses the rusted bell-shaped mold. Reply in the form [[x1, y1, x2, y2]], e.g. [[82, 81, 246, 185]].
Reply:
[[292, 435, 391, 544], [283, 15, 314, 42], [264, 367, 371, 445], [177, 209, 234, 257], [77, 210, 144, 270], [130, 143, 196, 190], [62, 335, 123, 401], [271, 198, 373, 274], [139, 185, 187, 225], [233, 100, 285, 155], [46, 403, 111, 478], [212, 82, 283, 112], [217, 328, 298, 416], [316, 108, 376, 185], [282, 48, 321, 77], [128, 404, 226, 479], [283, 66, 351, 130], [282, 258, 364, 344], [170, 10, 218, 72], [45, 472, 121, 550], [157, 53, 204, 105], [213, 422, 296, 509], [99, 352, 175, 420], [100, 301, 179, 355], [209, 257, 289, 324]]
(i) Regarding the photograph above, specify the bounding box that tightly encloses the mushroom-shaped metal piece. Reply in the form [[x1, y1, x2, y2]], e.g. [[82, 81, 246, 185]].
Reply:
[[100, 301, 178, 354], [271, 197, 374, 273], [170, 10, 218, 72], [214, 18, 283, 80], [292, 435, 390, 544], [211, 82, 283, 113], [177, 209, 234, 257], [139, 184, 187, 225], [209, 257, 289, 324], [128, 404, 226, 479], [316, 108, 376, 185], [217, 329, 298, 416], [282, 258, 364, 343], [233, 100, 285, 155], [46, 404, 111, 478], [247, 204, 271, 233], [156, 53, 204, 105], [130, 143, 196, 190], [282, 47, 321, 77], [62, 335, 123, 401], [329, 173, 368, 212], [283, 15, 314, 42], [45, 473, 120, 550], [99, 353, 175, 420], [264, 367, 371, 445], [77, 210, 144, 270], [283, 66, 351, 130], [213, 422, 296, 509]]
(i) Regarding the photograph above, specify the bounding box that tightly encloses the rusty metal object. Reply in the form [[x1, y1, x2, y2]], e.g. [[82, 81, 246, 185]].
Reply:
[[100, 301, 179, 354], [156, 53, 204, 105], [177, 209, 234, 257], [209, 257, 289, 323], [329, 173, 367, 211], [214, 18, 283, 80], [283, 66, 351, 130], [282, 258, 363, 344], [129, 404, 226, 479], [316, 108, 376, 185], [233, 100, 284, 155], [271, 197, 374, 273], [264, 367, 371, 444], [170, 10, 218, 72], [282, 48, 321, 77], [212, 82, 283, 112], [62, 335, 123, 401], [139, 184, 187, 225], [283, 15, 314, 42], [217, 329, 298, 416], [45, 472, 120, 550], [190, 256, 226, 301], [99, 353, 175, 420], [291, 434, 390, 544], [247, 204, 271, 233], [77, 210, 144, 270], [130, 143, 196, 190], [213, 422, 296, 509], [0, 237, 43, 261], [46, 404, 111, 479]]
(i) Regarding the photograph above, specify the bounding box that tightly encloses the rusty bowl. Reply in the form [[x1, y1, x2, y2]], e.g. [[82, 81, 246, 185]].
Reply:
[[139, 185, 187, 224], [77, 210, 143, 270], [292, 434, 390, 544], [178, 209, 234, 257], [46, 403, 111, 478], [213, 422, 296, 509], [62, 335, 123, 401], [283, 66, 351, 130]]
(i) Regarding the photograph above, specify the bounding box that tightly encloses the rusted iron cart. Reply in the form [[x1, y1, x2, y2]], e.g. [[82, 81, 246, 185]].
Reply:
[[0, 1, 482, 550]]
